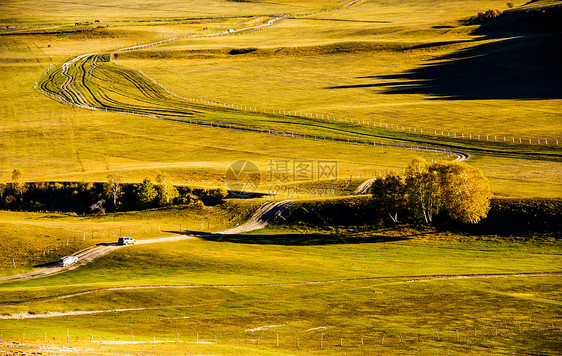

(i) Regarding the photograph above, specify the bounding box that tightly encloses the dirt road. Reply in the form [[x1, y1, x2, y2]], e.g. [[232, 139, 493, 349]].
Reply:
[[0, 201, 293, 285]]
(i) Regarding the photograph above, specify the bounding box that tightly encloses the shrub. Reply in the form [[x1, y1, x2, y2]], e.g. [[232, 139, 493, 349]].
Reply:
[[465, 8, 504, 24]]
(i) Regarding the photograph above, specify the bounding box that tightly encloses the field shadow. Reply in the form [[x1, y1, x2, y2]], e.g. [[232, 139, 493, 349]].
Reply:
[[33, 261, 59, 268], [296, 18, 391, 24], [199, 232, 411, 245], [327, 33, 562, 100], [326, 7, 562, 100], [376, 34, 562, 100]]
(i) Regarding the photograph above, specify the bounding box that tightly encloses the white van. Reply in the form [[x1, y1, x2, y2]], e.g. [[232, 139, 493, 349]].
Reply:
[[58, 256, 79, 267]]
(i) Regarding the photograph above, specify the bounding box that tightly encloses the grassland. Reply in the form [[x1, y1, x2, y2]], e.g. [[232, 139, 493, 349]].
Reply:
[[0, 0, 561, 196], [1, 0, 561, 354], [124, 0, 561, 141], [0, 199, 262, 271], [0, 225, 560, 354]]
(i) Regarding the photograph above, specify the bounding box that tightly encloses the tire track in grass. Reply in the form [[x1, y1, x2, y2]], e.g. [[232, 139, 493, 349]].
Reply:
[[1, 272, 560, 309], [35, 6, 473, 162]]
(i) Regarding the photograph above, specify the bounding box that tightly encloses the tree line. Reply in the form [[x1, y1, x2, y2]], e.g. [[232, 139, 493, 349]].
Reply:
[[273, 158, 493, 227], [0, 171, 228, 214], [372, 157, 491, 224]]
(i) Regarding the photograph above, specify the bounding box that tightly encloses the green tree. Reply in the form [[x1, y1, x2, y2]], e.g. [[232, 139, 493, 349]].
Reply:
[[198, 188, 228, 206], [104, 174, 122, 209], [406, 157, 441, 223], [371, 171, 406, 223], [430, 161, 491, 224], [137, 178, 158, 208], [156, 173, 178, 206]]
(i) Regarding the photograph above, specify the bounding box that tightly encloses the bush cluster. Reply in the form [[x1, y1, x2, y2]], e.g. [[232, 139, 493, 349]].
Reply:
[[465, 8, 504, 24], [0, 178, 228, 214]]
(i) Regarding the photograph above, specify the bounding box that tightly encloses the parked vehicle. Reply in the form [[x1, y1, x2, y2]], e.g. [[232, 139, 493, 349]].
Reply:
[[227, 28, 235, 33], [117, 236, 136, 245], [58, 255, 79, 267]]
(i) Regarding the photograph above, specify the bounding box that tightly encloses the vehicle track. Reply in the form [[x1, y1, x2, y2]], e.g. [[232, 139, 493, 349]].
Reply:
[[348, 178, 374, 195], [0, 201, 293, 285], [35, 1, 473, 162], [2, 272, 559, 309], [38, 52, 472, 162]]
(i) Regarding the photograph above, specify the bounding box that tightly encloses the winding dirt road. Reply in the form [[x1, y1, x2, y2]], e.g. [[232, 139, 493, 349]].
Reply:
[[348, 178, 375, 195], [0, 201, 293, 285], [36, 1, 472, 163]]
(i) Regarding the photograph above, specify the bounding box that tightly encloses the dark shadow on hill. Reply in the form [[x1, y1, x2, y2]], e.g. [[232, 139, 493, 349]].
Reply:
[[340, 33, 561, 100], [199, 232, 410, 246], [326, 6, 562, 100], [470, 4, 562, 39]]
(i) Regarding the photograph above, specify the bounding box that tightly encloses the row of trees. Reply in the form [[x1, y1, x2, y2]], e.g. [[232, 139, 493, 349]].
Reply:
[[0, 171, 228, 214], [372, 158, 491, 224]]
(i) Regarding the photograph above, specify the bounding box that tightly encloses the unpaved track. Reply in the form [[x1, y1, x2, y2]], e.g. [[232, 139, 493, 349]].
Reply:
[[0, 201, 292, 285], [348, 178, 374, 195], [219, 200, 293, 234], [36, 1, 471, 163]]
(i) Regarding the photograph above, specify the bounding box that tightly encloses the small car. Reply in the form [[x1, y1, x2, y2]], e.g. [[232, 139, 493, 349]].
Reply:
[[58, 255, 78, 267], [117, 236, 136, 245], [227, 28, 235, 33]]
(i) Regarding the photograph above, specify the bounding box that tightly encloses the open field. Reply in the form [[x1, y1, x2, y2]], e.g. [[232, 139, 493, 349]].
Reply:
[[0, 225, 560, 354], [1, 0, 561, 354], [122, 0, 562, 141], [1, 0, 560, 197], [0, 200, 263, 271]]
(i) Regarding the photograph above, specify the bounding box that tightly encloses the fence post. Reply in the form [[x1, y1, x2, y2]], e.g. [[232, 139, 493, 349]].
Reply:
[[276, 333, 279, 347], [257, 336, 259, 347], [321, 333, 323, 347], [196, 332, 198, 344], [67, 328, 69, 343]]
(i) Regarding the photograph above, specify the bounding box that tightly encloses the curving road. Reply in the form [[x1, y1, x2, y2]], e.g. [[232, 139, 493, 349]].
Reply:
[[35, 1, 472, 163], [0, 201, 293, 285]]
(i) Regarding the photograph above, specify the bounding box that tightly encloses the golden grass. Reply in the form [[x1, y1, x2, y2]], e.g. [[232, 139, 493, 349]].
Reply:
[[0, 0, 560, 199]]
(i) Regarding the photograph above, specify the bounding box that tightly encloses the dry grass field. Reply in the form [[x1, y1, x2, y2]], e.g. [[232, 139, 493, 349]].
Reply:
[[0, 0, 561, 354]]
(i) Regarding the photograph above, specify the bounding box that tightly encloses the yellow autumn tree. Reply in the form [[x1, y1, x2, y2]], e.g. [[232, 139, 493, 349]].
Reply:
[[406, 157, 441, 223], [429, 160, 491, 224], [156, 173, 178, 206]]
